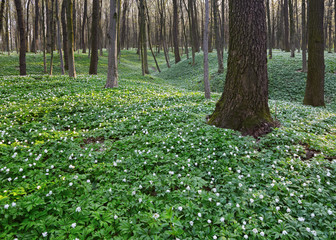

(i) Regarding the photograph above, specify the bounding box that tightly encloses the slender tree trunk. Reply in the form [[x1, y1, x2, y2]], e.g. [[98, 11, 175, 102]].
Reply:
[[172, 0, 181, 63], [49, 0, 54, 75], [203, 0, 211, 99], [266, 0, 272, 59], [0, 0, 6, 36], [89, 0, 99, 74], [55, 0, 64, 74], [120, 0, 128, 49], [72, 0, 76, 50], [105, 0, 118, 88], [32, 0, 39, 53], [283, 0, 290, 52], [5, 0, 10, 54], [145, 2, 160, 72], [334, 0, 336, 53], [26, 0, 31, 52], [61, 0, 68, 70], [139, 0, 149, 75], [213, 0, 224, 73], [289, 0, 295, 57], [302, 0, 307, 73], [42, 0, 47, 72], [304, 0, 324, 107], [180, 0, 188, 59], [327, 0, 333, 53], [66, 0, 76, 77], [187, 0, 196, 65], [81, 0, 87, 53], [14, 0, 27, 75], [208, 0, 273, 137]]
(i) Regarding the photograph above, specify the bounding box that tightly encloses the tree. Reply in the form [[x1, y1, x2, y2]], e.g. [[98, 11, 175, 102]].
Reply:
[[213, 0, 224, 73], [89, 0, 99, 75], [105, 0, 118, 88], [203, 0, 211, 99], [0, 0, 6, 37], [61, 0, 68, 70], [32, 0, 39, 53], [172, 0, 181, 63], [301, 0, 307, 72], [66, 0, 76, 77], [289, 0, 295, 57], [208, 0, 274, 137], [14, 0, 26, 75], [283, 0, 290, 52], [81, 0, 87, 53], [266, 0, 272, 59], [303, 0, 324, 107], [139, 0, 149, 75]]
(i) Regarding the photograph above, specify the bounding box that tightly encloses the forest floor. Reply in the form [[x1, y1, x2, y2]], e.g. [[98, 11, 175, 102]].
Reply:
[[0, 50, 336, 239]]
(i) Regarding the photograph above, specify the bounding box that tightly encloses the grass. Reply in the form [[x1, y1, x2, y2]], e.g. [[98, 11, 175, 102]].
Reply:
[[0, 49, 335, 239]]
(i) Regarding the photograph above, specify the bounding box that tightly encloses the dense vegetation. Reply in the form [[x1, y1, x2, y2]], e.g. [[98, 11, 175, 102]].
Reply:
[[0, 51, 336, 239]]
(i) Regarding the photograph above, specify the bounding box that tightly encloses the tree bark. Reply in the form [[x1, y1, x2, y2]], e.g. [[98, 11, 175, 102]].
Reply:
[[105, 0, 118, 88], [289, 0, 295, 57], [120, 0, 128, 49], [266, 0, 272, 59], [81, 0, 87, 53], [304, 0, 324, 107], [66, 0, 76, 77], [49, 0, 54, 75], [0, 0, 5, 35], [89, 0, 99, 75], [32, 0, 39, 53], [327, 0, 333, 53], [61, 0, 68, 70], [172, 0, 181, 63], [55, 0, 64, 74], [283, 0, 290, 52], [42, 0, 47, 72], [208, 0, 273, 137], [213, 0, 224, 73], [203, 0, 211, 99], [14, 0, 27, 75], [139, 0, 149, 75], [301, 0, 307, 72]]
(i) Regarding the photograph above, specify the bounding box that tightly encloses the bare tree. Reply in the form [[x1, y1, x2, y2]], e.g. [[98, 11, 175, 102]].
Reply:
[[203, 0, 211, 99], [14, 0, 27, 75]]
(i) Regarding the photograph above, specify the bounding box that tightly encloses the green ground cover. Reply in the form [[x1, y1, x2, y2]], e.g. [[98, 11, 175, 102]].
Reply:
[[0, 50, 335, 239]]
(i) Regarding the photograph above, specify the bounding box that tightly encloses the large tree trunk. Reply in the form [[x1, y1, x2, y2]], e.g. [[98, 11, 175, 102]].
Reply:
[[283, 0, 290, 52], [66, 0, 76, 77], [172, 0, 181, 63], [289, 0, 295, 57], [303, 0, 324, 106], [14, 0, 27, 75], [81, 0, 87, 53], [61, 0, 68, 70], [89, 0, 99, 75], [203, 0, 211, 99], [105, 0, 118, 88], [208, 0, 273, 137], [213, 0, 224, 73], [301, 0, 307, 73]]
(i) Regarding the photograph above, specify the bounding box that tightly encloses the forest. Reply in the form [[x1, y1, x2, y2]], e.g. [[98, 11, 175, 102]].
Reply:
[[0, 0, 336, 239]]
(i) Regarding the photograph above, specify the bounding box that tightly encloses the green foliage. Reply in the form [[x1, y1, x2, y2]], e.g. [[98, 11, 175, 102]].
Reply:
[[0, 50, 335, 239]]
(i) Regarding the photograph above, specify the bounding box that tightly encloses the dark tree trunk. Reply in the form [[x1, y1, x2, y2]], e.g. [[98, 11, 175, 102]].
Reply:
[[139, 0, 149, 75], [81, 0, 87, 53], [327, 0, 333, 53], [203, 0, 211, 99], [49, 0, 54, 75], [172, 0, 181, 63], [32, 0, 39, 53], [105, 0, 118, 88], [187, 0, 196, 64], [89, 0, 99, 75], [55, 0, 64, 74], [5, 0, 10, 54], [72, 0, 76, 50], [266, 0, 272, 59], [304, 0, 324, 107], [61, 0, 68, 70], [14, 0, 27, 75], [302, 0, 307, 72], [66, 0, 76, 77], [26, 0, 31, 52], [213, 0, 224, 73], [120, 0, 128, 49], [0, 0, 5, 35], [208, 0, 273, 137], [283, 0, 290, 52], [289, 0, 295, 57], [42, 0, 47, 72]]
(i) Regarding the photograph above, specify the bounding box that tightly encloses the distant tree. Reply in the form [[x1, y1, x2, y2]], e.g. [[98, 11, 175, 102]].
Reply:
[[105, 0, 118, 88], [66, 0, 76, 77], [81, 0, 87, 53], [61, 0, 69, 70], [14, 0, 26, 75], [203, 0, 210, 99], [0, 0, 6, 38], [213, 0, 224, 73], [172, 0, 181, 63], [55, 0, 64, 75], [266, 0, 272, 59], [301, 0, 307, 72], [49, 0, 54, 75], [283, 0, 290, 52], [139, 0, 149, 75], [32, 0, 39, 53], [89, 0, 99, 75], [304, 0, 324, 106], [289, 0, 295, 57], [208, 0, 274, 137]]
